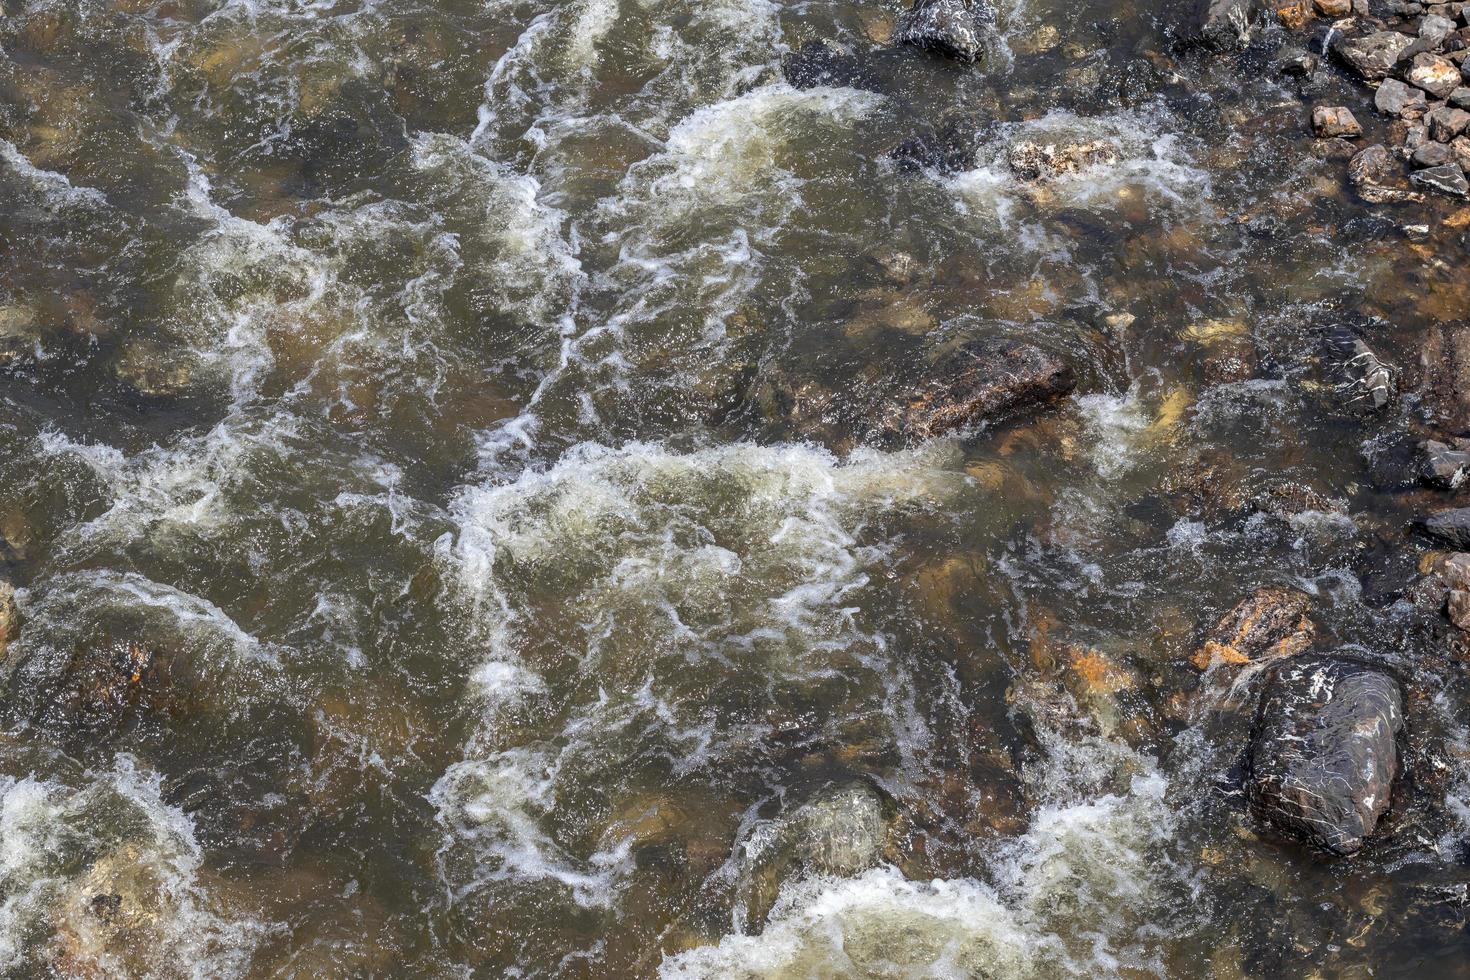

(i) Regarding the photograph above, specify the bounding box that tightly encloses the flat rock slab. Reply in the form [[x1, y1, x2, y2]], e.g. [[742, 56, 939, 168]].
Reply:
[[1248, 656, 1403, 855]]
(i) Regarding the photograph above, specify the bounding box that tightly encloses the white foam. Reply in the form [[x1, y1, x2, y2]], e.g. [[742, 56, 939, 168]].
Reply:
[[662, 729, 1190, 978], [434, 441, 966, 902], [0, 756, 262, 977], [951, 109, 1210, 226]]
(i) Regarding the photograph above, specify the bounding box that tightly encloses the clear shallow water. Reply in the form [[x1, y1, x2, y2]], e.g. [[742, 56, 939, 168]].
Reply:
[[2, 0, 1470, 975]]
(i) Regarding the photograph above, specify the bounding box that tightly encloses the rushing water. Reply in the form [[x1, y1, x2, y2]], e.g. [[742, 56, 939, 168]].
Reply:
[[3, 0, 1470, 975]]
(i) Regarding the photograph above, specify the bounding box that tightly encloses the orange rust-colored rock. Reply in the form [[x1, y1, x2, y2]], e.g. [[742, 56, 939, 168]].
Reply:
[[1065, 647, 1137, 696], [1190, 586, 1315, 670]]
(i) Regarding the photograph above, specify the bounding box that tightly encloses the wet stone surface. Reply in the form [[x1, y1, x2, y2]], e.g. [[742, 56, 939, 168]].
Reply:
[[2, 0, 1470, 973]]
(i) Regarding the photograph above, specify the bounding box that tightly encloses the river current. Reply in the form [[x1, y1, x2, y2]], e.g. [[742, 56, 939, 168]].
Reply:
[[2, 0, 1469, 975]]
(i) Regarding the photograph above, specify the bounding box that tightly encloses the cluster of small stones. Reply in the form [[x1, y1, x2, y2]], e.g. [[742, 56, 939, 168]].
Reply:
[[1290, 0, 1470, 198]]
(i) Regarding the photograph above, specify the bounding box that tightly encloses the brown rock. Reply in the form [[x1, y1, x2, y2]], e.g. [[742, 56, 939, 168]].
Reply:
[[1190, 585, 1315, 670], [1314, 0, 1351, 13], [1448, 588, 1470, 629], [1430, 105, 1470, 141], [1451, 135, 1470, 170], [1312, 105, 1363, 137], [882, 338, 1076, 444], [1277, 0, 1314, 28]]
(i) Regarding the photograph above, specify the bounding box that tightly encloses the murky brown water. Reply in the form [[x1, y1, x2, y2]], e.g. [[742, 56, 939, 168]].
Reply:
[[3, 0, 1470, 975]]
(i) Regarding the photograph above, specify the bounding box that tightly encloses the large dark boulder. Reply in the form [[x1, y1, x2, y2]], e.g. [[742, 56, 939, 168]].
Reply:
[[894, 0, 996, 62], [1248, 656, 1403, 855], [879, 338, 1075, 444]]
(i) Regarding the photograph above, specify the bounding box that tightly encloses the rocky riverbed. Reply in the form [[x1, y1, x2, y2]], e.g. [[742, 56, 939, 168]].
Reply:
[[3, 0, 1470, 975]]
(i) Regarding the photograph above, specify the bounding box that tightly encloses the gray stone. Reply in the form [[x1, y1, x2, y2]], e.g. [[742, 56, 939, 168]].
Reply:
[[1417, 507, 1470, 546], [1196, 0, 1257, 50], [1450, 86, 1470, 108], [1423, 13, 1457, 42], [894, 0, 996, 62], [1418, 439, 1470, 487], [1335, 31, 1415, 81], [1429, 104, 1470, 139], [1377, 78, 1428, 117], [1412, 139, 1455, 166], [1411, 161, 1470, 193], [1248, 656, 1403, 856]]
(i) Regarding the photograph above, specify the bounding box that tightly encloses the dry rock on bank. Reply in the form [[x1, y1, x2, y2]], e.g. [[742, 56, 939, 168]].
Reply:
[[1248, 656, 1403, 855]]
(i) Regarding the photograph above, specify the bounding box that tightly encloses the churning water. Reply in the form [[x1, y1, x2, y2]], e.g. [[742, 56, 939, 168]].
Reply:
[[3, 0, 1470, 975]]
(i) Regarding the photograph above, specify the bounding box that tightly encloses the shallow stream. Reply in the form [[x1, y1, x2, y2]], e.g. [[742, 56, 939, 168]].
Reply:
[[2, 0, 1470, 975]]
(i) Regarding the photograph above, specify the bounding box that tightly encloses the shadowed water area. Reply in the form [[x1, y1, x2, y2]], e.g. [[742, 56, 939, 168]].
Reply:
[[3, 0, 1470, 974]]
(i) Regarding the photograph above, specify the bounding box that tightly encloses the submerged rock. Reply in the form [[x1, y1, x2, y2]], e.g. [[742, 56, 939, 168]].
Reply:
[[0, 581, 18, 661], [1248, 656, 1403, 855], [1420, 320, 1470, 430], [1190, 585, 1315, 669], [894, 0, 995, 62], [782, 40, 878, 91], [47, 843, 179, 978], [114, 339, 194, 398], [880, 338, 1076, 444], [1347, 144, 1425, 204], [738, 783, 892, 926], [1005, 139, 1120, 180]]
